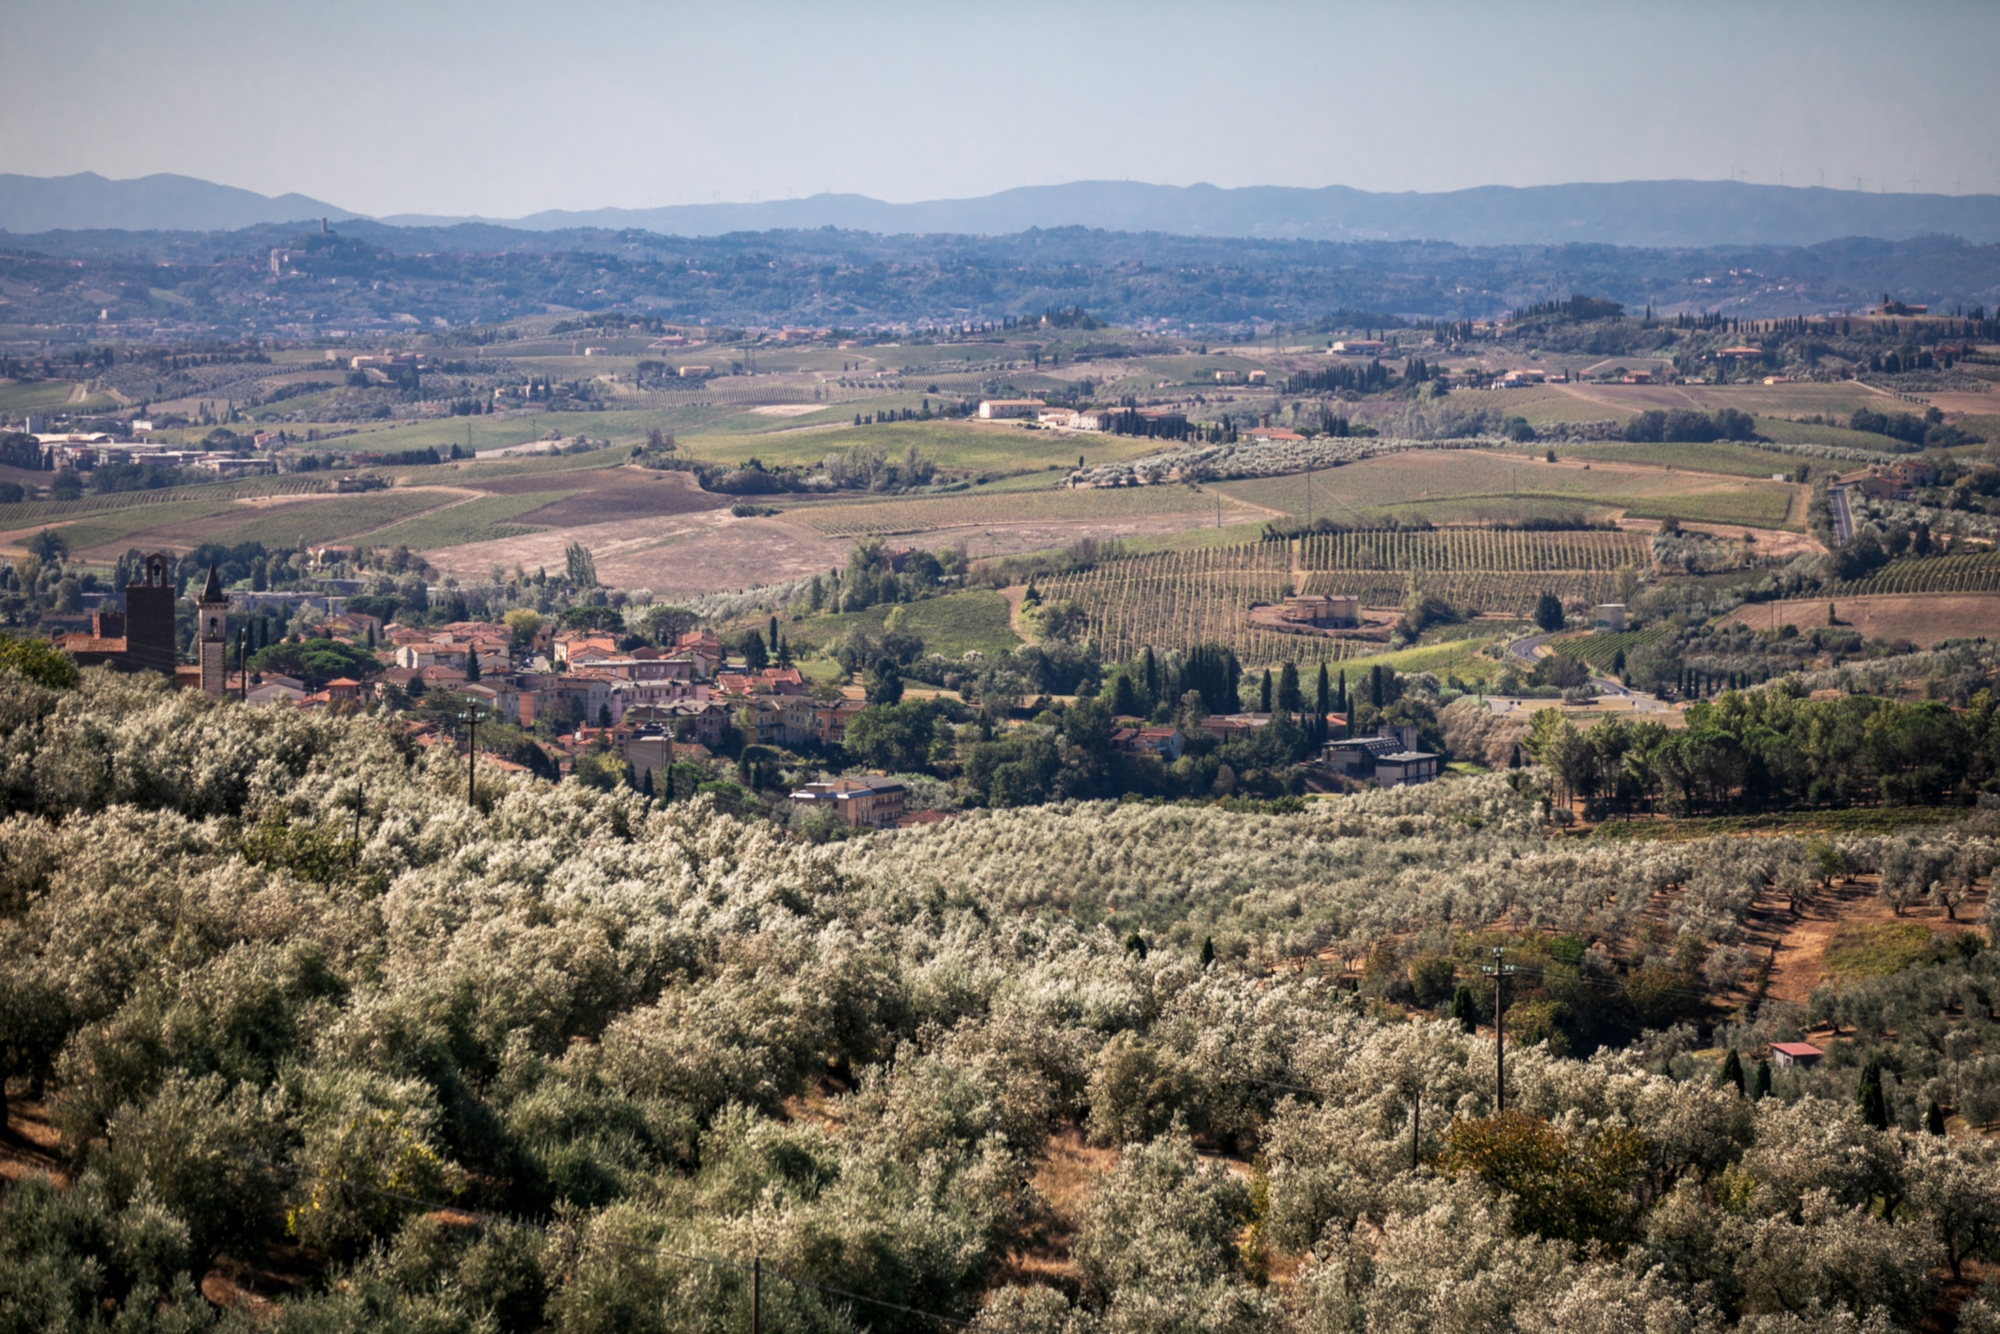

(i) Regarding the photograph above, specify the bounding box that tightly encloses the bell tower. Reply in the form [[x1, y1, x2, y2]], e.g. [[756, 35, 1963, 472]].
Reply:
[[197, 563, 229, 697]]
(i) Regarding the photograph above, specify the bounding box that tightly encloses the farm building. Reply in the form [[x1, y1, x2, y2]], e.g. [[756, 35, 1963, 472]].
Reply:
[[1770, 1042, 1824, 1069], [1282, 594, 1361, 628], [1594, 604, 1628, 633], [1331, 340, 1387, 356], [1321, 730, 1439, 786], [978, 399, 1046, 420]]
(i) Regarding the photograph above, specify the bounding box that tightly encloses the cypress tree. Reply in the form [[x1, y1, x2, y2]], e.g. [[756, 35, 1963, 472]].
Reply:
[[1449, 984, 1477, 1033], [1752, 1057, 1772, 1099], [1717, 1048, 1745, 1093], [1278, 661, 1302, 713], [1260, 669, 1273, 713], [1124, 932, 1148, 959], [1199, 936, 1215, 969], [1856, 1058, 1889, 1129], [1926, 1099, 1947, 1135]]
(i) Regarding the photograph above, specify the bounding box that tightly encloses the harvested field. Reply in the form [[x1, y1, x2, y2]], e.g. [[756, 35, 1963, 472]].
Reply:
[[1722, 593, 2000, 646], [424, 509, 851, 598]]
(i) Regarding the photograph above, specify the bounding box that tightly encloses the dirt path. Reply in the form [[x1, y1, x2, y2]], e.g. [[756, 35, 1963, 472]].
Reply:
[[1760, 876, 1987, 1006]]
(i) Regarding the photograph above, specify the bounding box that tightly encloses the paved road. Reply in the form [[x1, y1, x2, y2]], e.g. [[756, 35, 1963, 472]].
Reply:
[[1828, 482, 1855, 544], [1503, 628, 1669, 708]]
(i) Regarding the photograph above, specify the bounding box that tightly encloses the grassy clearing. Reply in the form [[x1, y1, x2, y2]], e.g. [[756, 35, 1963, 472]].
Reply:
[[1590, 806, 1968, 842], [357, 492, 572, 550], [1821, 922, 1941, 983], [784, 589, 1022, 660]]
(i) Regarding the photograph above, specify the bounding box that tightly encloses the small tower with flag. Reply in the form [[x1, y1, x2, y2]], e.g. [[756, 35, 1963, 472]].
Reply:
[[197, 563, 229, 697]]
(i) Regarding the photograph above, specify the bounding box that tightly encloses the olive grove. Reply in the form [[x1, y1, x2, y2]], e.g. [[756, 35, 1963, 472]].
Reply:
[[2, 670, 2000, 1331]]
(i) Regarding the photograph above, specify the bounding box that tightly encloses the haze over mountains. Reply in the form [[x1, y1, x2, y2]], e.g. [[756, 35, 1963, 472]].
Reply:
[[4, 172, 2000, 249]]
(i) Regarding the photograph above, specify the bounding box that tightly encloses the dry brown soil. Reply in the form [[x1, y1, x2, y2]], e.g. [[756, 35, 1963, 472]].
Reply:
[[1722, 594, 2000, 647]]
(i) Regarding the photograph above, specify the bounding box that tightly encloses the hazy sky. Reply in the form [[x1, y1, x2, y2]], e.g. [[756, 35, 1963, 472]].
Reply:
[[4, 0, 1997, 217]]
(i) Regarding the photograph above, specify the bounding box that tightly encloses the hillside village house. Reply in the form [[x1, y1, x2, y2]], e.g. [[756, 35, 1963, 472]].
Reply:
[[1111, 725, 1185, 761], [790, 776, 907, 829]]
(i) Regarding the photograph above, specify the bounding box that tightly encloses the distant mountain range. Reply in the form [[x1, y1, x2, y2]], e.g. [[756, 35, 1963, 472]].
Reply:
[[4, 171, 2000, 249]]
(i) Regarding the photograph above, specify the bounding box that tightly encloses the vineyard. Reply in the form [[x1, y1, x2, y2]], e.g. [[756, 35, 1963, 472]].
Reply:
[[1039, 531, 1647, 666], [1296, 529, 1640, 621], [1827, 552, 2000, 597], [1039, 542, 1372, 668], [1295, 528, 1651, 572], [1555, 625, 1673, 671]]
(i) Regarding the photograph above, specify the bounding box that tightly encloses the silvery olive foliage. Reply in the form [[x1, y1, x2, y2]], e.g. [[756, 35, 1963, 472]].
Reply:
[[0, 668, 1995, 1331]]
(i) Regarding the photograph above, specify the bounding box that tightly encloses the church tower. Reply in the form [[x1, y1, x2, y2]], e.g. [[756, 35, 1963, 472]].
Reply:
[[197, 563, 229, 697]]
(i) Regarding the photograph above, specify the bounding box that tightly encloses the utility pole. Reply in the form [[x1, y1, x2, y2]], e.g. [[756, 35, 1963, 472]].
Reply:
[[459, 706, 482, 805], [1410, 1088, 1421, 1171], [1482, 946, 1517, 1114]]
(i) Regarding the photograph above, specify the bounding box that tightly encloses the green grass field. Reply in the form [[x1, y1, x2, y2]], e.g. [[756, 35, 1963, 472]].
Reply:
[[0, 381, 87, 416], [51, 497, 244, 551], [357, 492, 571, 550], [1217, 450, 1800, 529], [207, 491, 454, 549], [1504, 440, 1808, 478], [784, 589, 1022, 660], [1821, 921, 1942, 983]]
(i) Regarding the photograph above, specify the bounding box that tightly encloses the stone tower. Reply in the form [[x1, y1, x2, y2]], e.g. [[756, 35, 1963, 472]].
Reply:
[[122, 553, 178, 678], [197, 563, 229, 697]]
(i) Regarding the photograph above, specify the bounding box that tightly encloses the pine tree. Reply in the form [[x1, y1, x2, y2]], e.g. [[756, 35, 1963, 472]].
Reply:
[[1856, 1058, 1889, 1129]]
